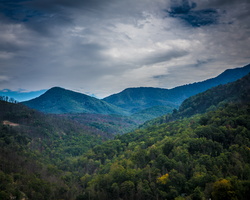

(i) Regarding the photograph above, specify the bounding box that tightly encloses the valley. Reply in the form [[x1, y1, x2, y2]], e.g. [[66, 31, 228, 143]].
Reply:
[[0, 64, 250, 200]]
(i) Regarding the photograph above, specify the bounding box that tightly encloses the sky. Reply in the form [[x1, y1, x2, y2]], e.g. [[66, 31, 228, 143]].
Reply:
[[0, 0, 250, 101]]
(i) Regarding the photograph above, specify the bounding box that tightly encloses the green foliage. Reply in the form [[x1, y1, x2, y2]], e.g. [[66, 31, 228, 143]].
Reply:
[[63, 113, 139, 136], [0, 101, 105, 199], [75, 102, 250, 199]]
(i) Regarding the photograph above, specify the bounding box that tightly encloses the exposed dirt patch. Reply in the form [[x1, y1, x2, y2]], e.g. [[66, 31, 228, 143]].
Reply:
[[2, 120, 19, 127]]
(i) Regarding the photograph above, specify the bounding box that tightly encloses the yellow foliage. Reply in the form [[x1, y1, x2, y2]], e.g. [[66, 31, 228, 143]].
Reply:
[[157, 173, 169, 184], [212, 179, 236, 200]]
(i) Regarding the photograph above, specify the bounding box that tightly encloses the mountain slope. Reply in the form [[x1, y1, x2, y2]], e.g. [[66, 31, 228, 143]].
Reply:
[[131, 105, 175, 122], [0, 100, 105, 199], [22, 87, 128, 115], [142, 72, 250, 128], [74, 94, 250, 200], [178, 72, 250, 117], [103, 64, 250, 113], [105, 87, 179, 113]]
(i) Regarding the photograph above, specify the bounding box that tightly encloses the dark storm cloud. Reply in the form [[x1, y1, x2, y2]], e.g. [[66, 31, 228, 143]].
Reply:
[[0, 0, 110, 20], [194, 0, 250, 23], [166, 0, 219, 27], [0, 0, 114, 36], [0, 0, 249, 98], [0, 1, 66, 36], [0, 1, 44, 22], [197, 0, 249, 8]]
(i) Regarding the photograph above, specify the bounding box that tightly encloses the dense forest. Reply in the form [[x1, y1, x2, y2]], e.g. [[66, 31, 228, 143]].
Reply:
[[77, 102, 250, 200], [1, 73, 250, 199]]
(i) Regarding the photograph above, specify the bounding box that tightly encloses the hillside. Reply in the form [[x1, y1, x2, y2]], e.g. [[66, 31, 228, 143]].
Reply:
[[76, 102, 250, 199], [0, 100, 105, 199], [178, 72, 250, 117], [60, 113, 139, 136], [142, 72, 250, 128], [0, 100, 106, 151], [131, 105, 175, 122], [22, 87, 128, 115], [103, 64, 250, 113], [64, 71, 250, 200]]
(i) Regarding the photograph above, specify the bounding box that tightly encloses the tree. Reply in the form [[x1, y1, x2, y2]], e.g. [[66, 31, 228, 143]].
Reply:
[[157, 173, 169, 185], [120, 180, 135, 200], [212, 179, 237, 200]]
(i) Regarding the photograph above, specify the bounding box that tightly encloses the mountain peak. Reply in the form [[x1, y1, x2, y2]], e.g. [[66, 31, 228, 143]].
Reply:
[[22, 87, 128, 115], [48, 86, 65, 91]]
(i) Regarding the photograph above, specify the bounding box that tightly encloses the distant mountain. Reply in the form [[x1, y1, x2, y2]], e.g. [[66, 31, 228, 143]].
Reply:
[[178, 72, 250, 117], [142, 72, 250, 128], [103, 64, 250, 113], [22, 87, 128, 115], [104, 87, 179, 113]]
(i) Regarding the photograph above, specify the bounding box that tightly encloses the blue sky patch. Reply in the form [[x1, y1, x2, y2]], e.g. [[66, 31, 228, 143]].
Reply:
[[0, 89, 47, 102]]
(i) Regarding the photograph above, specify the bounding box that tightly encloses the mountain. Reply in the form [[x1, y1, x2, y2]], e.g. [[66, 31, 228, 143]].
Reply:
[[1, 67, 250, 200], [22, 87, 128, 115], [178, 71, 250, 117], [67, 74, 250, 200], [104, 87, 179, 113], [142, 71, 250, 128], [103, 64, 250, 113]]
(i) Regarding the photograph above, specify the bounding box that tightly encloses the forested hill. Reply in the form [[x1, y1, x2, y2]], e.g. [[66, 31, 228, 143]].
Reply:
[[143, 72, 250, 127], [63, 77, 250, 199], [0, 100, 105, 199], [103, 64, 250, 113], [178, 72, 250, 117], [0, 99, 106, 145], [22, 87, 128, 115]]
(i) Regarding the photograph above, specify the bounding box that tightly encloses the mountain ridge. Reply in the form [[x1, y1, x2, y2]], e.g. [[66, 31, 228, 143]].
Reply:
[[103, 64, 250, 113], [141, 71, 250, 128], [22, 87, 129, 115], [21, 64, 250, 117]]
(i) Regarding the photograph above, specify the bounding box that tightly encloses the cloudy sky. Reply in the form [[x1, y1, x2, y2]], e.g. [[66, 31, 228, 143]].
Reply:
[[0, 0, 250, 100]]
